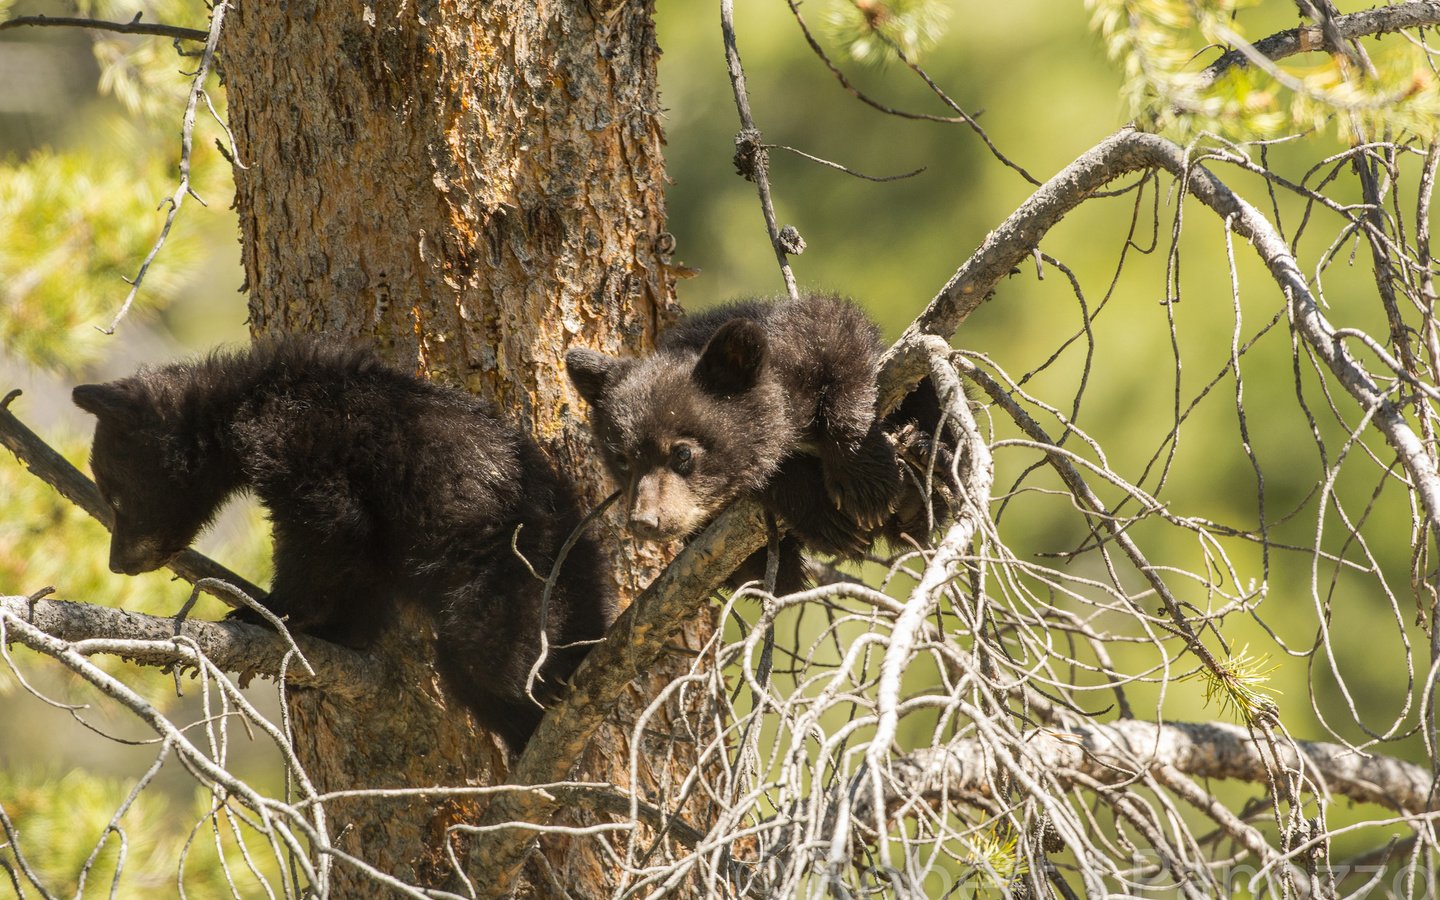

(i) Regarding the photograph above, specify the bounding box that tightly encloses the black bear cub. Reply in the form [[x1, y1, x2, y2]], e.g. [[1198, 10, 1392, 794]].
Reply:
[[74, 336, 614, 752], [566, 293, 954, 593]]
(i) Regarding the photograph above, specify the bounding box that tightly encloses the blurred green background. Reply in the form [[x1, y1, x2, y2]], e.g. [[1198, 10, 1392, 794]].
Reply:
[[1, 0, 1432, 893]]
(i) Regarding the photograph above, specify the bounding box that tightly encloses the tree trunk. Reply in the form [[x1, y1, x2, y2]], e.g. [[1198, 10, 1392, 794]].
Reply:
[[222, 1, 705, 893]]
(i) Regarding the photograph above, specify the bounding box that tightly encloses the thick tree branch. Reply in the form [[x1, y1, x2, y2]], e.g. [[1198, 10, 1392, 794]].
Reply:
[[0, 392, 266, 603], [0, 14, 209, 42], [476, 341, 991, 892], [469, 500, 769, 894], [0, 596, 379, 699], [878, 719, 1436, 817], [1200, 1, 1440, 87]]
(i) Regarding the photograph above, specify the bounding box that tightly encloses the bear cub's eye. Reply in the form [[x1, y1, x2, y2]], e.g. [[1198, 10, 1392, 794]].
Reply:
[[607, 447, 632, 475], [669, 443, 695, 476]]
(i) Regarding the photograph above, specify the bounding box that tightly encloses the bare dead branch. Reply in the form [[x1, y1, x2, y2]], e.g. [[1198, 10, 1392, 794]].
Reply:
[[878, 127, 1153, 410], [1200, 1, 1440, 88], [1143, 135, 1440, 541], [467, 499, 769, 895], [578, 123, 1440, 895], [876, 719, 1436, 816], [0, 609, 334, 892], [880, 127, 1440, 542], [721, 0, 800, 299], [1, 598, 485, 897], [0, 14, 209, 42], [867, 341, 991, 767], [957, 357, 1231, 682], [0, 393, 266, 603], [0, 596, 377, 698]]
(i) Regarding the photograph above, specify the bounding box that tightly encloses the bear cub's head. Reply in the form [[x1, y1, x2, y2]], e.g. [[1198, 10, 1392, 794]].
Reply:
[[566, 319, 795, 541], [74, 377, 233, 576]]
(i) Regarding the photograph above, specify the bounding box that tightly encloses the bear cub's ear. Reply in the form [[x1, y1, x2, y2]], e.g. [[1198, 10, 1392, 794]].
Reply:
[[566, 349, 618, 406], [73, 382, 139, 420], [694, 318, 768, 398]]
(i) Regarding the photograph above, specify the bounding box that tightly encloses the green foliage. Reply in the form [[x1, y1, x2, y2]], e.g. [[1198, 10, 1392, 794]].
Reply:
[[77, 0, 214, 122], [95, 36, 195, 121], [823, 0, 950, 65], [960, 827, 1026, 896], [0, 136, 191, 371], [0, 115, 230, 374], [1086, 0, 1440, 140], [0, 766, 284, 898]]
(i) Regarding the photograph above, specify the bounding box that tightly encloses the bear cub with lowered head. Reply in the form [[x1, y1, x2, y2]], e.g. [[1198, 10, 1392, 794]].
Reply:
[[75, 336, 614, 752], [567, 293, 952, 593]]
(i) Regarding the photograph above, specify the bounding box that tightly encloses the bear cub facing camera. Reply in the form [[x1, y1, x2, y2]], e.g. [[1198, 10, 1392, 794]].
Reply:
[[567, 293, 954, 593], [74, 337, 614, 752]]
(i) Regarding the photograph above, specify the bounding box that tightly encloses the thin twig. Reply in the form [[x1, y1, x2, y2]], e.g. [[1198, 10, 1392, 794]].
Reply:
[[523, 490, 620, 702], [781, 0, 1040, 185], [767, 143, 925, 182], [100, 0, 232, 335], [0, 14, 208, 42], [720, 0, 799, 299]]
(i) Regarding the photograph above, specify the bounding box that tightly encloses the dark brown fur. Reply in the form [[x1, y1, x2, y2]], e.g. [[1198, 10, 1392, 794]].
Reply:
[[74, 337, 614, 751], [567, 294, 953, 593]]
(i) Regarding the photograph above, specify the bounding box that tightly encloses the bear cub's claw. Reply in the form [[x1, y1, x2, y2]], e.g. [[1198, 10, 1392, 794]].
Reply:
[[819, 423, 902, 529]]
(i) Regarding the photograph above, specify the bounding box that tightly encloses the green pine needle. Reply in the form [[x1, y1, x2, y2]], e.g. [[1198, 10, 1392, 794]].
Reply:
[[1190, 645, 1281, 725], [962, 828, 1027, 894], [824, 0, 949, 65]]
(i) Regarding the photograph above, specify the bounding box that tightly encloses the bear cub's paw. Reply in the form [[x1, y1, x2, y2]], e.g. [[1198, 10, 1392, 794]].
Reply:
[[818, 422, 902, 529]]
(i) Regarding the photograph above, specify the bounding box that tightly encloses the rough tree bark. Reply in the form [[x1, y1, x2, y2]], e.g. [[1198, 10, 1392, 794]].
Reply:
[[219, 1, 703, 893]]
